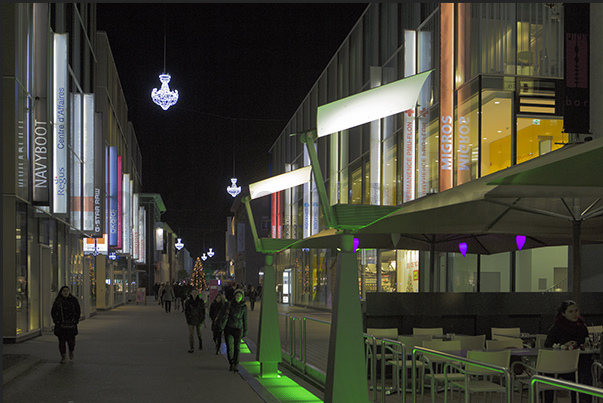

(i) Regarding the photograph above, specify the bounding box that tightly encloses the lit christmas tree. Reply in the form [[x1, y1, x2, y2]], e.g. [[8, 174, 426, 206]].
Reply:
[[191, 257, 207, 290], [406, 271, 414, 293]]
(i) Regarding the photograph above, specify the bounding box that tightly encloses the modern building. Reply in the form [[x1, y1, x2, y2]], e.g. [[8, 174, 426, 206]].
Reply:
[[257, 3, 603, 311], [2, 4, 190, 343]]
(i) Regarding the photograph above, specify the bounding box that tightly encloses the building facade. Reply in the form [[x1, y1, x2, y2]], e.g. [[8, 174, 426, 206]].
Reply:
[[2, 3, 158, 342], [265, 3, 603, 309]]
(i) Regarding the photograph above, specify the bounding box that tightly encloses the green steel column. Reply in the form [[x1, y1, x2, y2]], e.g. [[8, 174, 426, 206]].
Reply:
[[324, 233, 370, 402], [300, 130, 337, 229], [256, 253, 281, 378], [242, 196, 262, 252]]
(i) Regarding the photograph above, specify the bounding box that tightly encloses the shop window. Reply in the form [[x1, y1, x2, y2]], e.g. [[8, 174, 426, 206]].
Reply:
[[350, 162, 363, 204], [380, 250, 397, 292], [516, 118, 566, 164], [456, 80, 480, 184], [481, 90, 513, 176]]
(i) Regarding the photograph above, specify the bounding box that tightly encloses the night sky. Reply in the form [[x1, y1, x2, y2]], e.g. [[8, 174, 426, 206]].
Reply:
[[96, 3, 369, 261]]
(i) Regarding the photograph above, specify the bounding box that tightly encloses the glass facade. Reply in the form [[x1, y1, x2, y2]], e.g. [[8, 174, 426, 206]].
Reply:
[[266, 3, 585, 309], [3, 3, 146, 342]]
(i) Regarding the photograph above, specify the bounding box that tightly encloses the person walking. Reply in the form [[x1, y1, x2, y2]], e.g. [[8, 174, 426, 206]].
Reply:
[[51, 286, 81, 364], [181, 283, 192, 313], [219, 289, 248, 372], [184, 289, 205, 353], [173, 282, 182, 311], [162, 282, 175, 313], [248, 286, 257, 311], [158, 283, 165, 307], [153, 282, 160, 300], [210, 293, 227, 354]]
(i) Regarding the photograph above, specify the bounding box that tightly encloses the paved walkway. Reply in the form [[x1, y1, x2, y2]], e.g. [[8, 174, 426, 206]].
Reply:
[[3, 297, 324, 403]]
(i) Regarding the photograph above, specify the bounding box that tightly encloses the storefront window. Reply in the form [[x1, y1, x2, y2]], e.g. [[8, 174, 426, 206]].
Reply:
[[16, 202, 29, 335], [382, 129, 397, 206], [380, 250, 396, 292], [516, 117, 566, 164], [481, 89, 514, 176], [456, 79, 480, 185], [398, 250, 419, 292], [361, 249, 378, 295], [516, 246, 568, 292], [449, 253, 478, 292], [480, 252, 511, 292]]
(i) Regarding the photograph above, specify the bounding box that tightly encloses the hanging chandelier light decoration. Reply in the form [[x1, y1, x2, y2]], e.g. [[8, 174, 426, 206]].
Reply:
[[151, 6, 179, 111], [151, 73, 179, 110], [227, 119, 241, 197]]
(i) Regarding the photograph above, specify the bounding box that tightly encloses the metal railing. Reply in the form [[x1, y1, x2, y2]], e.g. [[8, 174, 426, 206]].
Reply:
[[411, 347, 513, 403], [279, 312, 330, 387], [529, 375, 603, 403]]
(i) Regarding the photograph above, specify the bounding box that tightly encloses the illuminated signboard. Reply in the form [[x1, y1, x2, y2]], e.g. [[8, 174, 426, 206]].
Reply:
[[53, 33, 68, 214]]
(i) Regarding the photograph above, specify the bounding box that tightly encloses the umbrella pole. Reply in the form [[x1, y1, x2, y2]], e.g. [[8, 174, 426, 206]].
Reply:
[[572, 219, 582, 305]]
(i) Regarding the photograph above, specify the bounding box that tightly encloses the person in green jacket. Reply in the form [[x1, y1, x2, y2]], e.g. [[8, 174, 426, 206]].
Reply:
[[219, 289, 248, 372]]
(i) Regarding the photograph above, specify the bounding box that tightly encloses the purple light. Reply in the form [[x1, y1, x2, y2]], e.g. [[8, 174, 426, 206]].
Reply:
[[353, 238, 360, 253], [516, 235, 526, 251], [459, 242, 467, 257]]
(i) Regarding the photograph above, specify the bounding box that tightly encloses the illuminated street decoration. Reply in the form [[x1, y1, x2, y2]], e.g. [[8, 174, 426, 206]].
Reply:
[[516, 235, 526, 251], [109, 252, 117, 260], [207, 248, 214, 258], [459, 242, 468, 257], [227, 178, 241, 197], [175, 238, 184, 251], [151, 73, 179, 110], [201, 253, 207, 261]]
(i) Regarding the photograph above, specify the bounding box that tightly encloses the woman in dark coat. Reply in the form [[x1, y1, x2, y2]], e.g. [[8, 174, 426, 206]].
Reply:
[[219, 289, 248, 372], [209, 293, 227, 354], [51, 286, 81, 363], [184, 289, 205, 353], [544, 300, 592, 403]]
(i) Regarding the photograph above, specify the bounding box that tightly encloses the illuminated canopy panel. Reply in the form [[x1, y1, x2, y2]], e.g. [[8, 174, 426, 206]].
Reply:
[[249, 166, 312, 200], [316, 70, 433, 138]]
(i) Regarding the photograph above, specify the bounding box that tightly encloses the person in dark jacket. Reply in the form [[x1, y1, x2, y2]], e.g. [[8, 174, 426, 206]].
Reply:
[[544, 300, 592, 403], [220, 288, 248, 372], [248, 286, 257, 311], [51, 286, 81, 363], [209, 293, 227, 354], [184, 289, 206, 352]]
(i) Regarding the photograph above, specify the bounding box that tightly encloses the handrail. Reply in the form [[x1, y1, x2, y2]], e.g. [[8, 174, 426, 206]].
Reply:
[[410, 347, 513, 403], [363, 333, 379, 402], [529, 375, 603, 403]]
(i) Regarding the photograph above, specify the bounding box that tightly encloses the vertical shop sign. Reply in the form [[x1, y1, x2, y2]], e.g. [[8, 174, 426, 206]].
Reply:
[[93, 113, 104, 237], [117, 156, 123, 250], [122, 173, 131, 254], [32, 4, 50, 205], [418, 29, 432, 198], [271, 192, 277, 238], [277, 191, 283, 239], [53, 33, 69, 214], [70, 93, 82, 230], [404, 30, 417, 203], [82, 94, 95, 232], [138, 207, 146, 263], [132, 193, 139, 260], [563, 3, 590, 134], [109, 146, 118, 246], [439, 3, 454, 192]]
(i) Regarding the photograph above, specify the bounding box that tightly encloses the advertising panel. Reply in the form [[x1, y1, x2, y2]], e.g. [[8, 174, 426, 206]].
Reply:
[[138, 207, 146, 263], [70, 93, 82, 229], [439, 3, 454, 192], [109, 146, 118, 246], [564, 3, 590, 134], [418, 30, 432, 198], [53, 33, 69, 214], [33, 4, 50, 205], [117, 156, 123, 250], [83, 94, 95, 232], [122, 174, 131, 255], [93, 113, 104, 237], [132, 193, 139, 260]]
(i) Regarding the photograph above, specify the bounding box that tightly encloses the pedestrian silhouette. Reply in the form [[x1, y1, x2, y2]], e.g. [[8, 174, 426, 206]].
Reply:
[[51, 286, 81, 363]]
